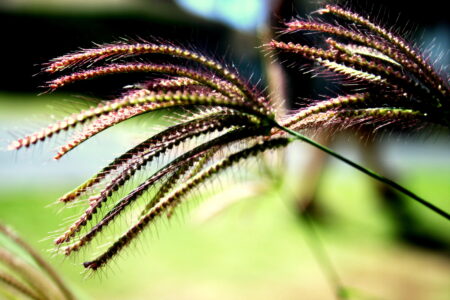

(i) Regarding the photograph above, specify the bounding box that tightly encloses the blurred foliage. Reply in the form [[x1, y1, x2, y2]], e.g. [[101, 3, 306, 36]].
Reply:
[[0, 0, 449, 299]]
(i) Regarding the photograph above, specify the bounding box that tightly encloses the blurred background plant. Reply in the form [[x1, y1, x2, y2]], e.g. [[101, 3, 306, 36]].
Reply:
[[0, 223, 75, 300], [0, 0, 449, 299]]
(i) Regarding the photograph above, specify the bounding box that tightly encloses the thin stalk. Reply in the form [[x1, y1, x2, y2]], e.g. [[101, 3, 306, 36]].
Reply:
[[272, 122, 450, 221], [299, 212, 382, 300], [301, 213, 348, 299], [0, 271, 43, 300], [0, 224, 75, 300]]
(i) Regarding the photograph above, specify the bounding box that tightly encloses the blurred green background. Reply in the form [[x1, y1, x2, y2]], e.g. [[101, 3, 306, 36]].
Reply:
[[0, 0, 449, 299]]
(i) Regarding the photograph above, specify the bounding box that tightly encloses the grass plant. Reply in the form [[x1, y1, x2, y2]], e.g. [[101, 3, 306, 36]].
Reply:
[[7, 4, 449, 273]]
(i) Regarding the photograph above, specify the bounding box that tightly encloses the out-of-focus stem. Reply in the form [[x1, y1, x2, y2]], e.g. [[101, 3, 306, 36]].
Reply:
[[0, 224, 75, 300]]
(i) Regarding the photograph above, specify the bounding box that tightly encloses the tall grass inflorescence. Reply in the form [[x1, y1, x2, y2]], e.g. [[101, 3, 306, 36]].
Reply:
[[8, 5, 449, 271]]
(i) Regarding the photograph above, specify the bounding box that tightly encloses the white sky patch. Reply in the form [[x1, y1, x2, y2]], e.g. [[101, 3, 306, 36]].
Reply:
[[176, 0, 268, 31]]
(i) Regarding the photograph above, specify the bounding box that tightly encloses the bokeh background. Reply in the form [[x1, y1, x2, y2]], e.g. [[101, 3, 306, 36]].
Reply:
[[0, 0, 449, 299]]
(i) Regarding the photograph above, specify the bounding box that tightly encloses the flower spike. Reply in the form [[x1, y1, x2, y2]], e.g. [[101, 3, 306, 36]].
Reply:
[[9, 10, 449, 272]]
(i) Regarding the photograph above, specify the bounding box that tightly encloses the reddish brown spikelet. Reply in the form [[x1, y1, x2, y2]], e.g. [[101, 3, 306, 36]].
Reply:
[[52, 90, 268, 160], [82, 137, 290, 270], [143, 77, 199, 90], [45, 43, 227, 76], [281, 93, 370, 129], [270, 41, 407, 81], [57, 108, 238, 203], [273, 4, 450, 125], [62, 127, 263, 253], [320, 5, 449, 98], [56, 115, 261, 247], [269, 40, 430, 102], [45, 43, 257, 101], [48, 63, 252, 103], [285, 21, 412, 68], [7, 90, 153, 151], [7, 112, 86, 151]]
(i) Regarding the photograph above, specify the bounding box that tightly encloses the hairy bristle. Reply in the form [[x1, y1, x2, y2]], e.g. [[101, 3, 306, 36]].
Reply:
[[45, 43, 256, 98], [63, 127, 264, 255], [82, 137, 290, 270], [58, 109, 246, 203], [56, 119, 263, 247], [9, 7, 447, 272], [281, 93, 370, 129], [320, 5, 449, 99], [53, 91, 269, 160], [47, 63, 246, 101]]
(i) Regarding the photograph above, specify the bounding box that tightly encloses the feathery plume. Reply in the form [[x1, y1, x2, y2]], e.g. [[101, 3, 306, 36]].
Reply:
[[9, 6, 450, 270]]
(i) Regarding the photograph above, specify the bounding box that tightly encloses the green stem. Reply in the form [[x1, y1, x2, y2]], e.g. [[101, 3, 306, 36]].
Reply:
[[273, 122, 450, 221], [301, 214, 348, 299]]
